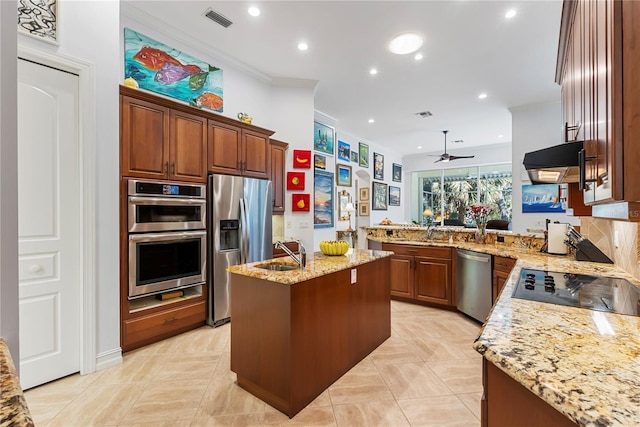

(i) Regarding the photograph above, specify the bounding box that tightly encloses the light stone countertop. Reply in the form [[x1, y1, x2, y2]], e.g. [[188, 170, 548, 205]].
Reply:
[[369, 234, 640, 427], [0, 339, 34, 427], [227, 249, 394, 285]]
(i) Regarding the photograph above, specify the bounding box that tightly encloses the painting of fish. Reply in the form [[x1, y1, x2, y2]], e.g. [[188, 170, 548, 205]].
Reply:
[[124, 28, 223, 112]]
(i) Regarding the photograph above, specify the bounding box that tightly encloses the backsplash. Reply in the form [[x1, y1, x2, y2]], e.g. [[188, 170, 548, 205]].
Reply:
[[579, 217, 640, 280], [272, 215, 284, 241]]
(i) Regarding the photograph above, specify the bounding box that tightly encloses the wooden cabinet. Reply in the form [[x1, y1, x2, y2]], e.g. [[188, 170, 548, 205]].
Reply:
[[230, 257, 390, 417], [207, 121, 271, 179], [492, 256, 516, 303], [482, 359, 577, 427], [121, 95, 207, 183], [269, 139, 288, 214], [382, 243, 453, 307], [557, 0, 640, 211]]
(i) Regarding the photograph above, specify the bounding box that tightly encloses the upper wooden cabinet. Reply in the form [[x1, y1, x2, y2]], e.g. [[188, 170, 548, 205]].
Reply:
[[121, 95, 207, 183], [207, 122, 271, 179], [269, 139, 288, 214], [557, 0, 640, 211]]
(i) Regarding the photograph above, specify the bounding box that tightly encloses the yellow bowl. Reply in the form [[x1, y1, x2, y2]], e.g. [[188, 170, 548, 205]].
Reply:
[[319, 240, 349, 256]]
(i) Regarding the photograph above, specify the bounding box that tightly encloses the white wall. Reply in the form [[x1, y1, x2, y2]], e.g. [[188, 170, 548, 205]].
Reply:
[[0, 0, 19, 362], [510, 101, 579, 233]]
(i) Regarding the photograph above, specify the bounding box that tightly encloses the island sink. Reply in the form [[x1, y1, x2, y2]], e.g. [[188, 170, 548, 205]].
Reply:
[[255, 262, 299, 271]]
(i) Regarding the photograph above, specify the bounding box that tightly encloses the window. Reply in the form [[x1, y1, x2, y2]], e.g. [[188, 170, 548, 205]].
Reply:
[[415, 164, 512, 226]]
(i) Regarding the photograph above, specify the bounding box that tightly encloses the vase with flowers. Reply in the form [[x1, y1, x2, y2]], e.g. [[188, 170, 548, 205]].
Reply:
[[467, 204, 492, 244]]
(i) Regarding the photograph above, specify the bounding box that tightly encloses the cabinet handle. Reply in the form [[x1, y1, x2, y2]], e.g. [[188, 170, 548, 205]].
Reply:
[[164, 161, 169, 177], [171, 162, 176, 175], [163, 317, 177, 325], [578, 149, 596, 191]]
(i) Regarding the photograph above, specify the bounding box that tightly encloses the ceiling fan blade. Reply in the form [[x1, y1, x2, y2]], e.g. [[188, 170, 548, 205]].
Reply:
[[427, 154, 444, 157], [449, 155, 475, 160], [433, 158, 443, 163]]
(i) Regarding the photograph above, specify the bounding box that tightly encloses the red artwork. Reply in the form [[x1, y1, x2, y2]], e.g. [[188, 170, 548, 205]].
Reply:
[[293, 150, 312, 168], [292, 194, 310, 212], [287, 172, 305, 190]]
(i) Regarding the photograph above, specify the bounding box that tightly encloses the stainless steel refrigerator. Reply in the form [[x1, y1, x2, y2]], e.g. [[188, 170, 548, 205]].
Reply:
[[207, 174, 273, 326]]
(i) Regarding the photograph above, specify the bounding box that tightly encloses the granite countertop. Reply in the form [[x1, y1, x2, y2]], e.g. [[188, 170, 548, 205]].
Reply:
[[0, 339, 34, 427], [227, 249, 394, 285], [371, 236, 640, 426]]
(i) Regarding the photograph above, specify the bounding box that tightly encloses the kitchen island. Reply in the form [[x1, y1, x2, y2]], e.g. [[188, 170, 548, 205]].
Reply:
[[366, 226, 640, 426], [227, 249, 393, 418]]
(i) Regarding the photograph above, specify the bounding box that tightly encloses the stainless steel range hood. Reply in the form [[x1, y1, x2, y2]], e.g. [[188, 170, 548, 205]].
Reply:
[[522, 141, 583, 184]]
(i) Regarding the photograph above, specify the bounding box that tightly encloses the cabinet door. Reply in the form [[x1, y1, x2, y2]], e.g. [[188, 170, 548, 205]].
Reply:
[[121, 95, 169, 179], [389, 254, 414, 298], [270, 140, 288, 214], [242, 129, 270, 179], [414, 256, 451, 306], [207, 120, 242, 176], [492, 270, 511, 303], [169, 110, 207, 183]]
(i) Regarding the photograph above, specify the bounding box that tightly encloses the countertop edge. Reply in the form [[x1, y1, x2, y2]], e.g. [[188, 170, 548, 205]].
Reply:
[[0, 339, 34, 427]]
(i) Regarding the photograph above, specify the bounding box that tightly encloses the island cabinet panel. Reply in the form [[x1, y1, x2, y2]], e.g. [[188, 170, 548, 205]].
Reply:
[[230, 257, 390, 418], [482, 359, 577, 427], [389, 254, 414, 298]]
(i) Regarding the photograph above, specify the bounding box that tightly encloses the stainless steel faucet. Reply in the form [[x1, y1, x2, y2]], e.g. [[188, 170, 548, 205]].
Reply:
[[275, 240, 306, 269]]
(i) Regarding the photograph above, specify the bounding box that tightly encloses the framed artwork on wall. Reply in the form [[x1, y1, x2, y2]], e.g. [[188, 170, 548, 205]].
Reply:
[[359, 143, 369, 168], [372, 182, 388, 210], [18, 0, 59, 44], [314, 170, 334, 228], [336, 164, 352, 187], [338, 140, 351, 162], [287, 172, 305, 190], [389, 186, 401, 206], [314, 154, 326, 169], [293, 150, 311, 168], [359, 187, 369, 202], [350, 150, 359, 163], [373, 152, 384, 180], [359, 202, 369, 216], [314, 121, 335, 155], [522, 184, 565, 213], [292, 194, 310, 212], [392, 163, 402, 182]]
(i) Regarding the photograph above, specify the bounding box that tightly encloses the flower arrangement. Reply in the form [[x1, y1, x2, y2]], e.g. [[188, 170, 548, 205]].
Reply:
[[467, 204, 493, 243]]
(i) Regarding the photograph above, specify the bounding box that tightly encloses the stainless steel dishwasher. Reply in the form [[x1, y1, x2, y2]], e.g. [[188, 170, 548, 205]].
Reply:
[[456, 248, 493, 322]]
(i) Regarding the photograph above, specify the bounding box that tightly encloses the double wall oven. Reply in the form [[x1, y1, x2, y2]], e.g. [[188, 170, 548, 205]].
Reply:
[[127, 180, 206, 299]]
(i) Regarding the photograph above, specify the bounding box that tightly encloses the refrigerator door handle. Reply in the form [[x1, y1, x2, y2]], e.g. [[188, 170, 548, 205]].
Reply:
[[239, 198, 249, 264]]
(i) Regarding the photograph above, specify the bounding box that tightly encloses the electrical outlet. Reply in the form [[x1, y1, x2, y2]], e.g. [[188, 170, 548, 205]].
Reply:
[[351, 268, 357, 284], [299, 220, 309, 229], [497, 235, 505, 243]]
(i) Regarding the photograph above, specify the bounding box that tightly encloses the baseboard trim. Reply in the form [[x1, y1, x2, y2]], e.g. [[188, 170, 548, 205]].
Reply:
[[96, 347, 123, 371]]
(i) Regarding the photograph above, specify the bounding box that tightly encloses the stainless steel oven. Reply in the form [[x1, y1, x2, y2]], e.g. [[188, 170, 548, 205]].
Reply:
[[127, 179, 207, 299]]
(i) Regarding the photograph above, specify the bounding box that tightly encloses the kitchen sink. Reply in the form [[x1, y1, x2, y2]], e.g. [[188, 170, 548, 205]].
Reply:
[[255, 262, 299, 271]]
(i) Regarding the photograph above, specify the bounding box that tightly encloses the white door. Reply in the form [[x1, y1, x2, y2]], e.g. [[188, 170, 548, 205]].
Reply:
[[17, 58, 81, 389]]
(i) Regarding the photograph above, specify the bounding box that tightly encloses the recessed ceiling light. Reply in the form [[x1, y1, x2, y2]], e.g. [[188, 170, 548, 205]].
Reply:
[[369, 68, 378, 75], [478, 93, 488, 99], [248, 6, 261, 17], [417, 146, 423, 149], [388, 32, 423, 55], [368, 118, 375, 123], [498, 134, 504, 138], [297, 42, 308, 51], [505, 9, 517, 19], [414, 53, 423, 61]]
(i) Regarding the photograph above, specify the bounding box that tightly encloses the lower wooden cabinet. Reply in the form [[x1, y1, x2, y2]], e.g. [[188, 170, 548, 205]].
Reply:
[[382, 243, 453, 307], [492, 256, 516, 303]]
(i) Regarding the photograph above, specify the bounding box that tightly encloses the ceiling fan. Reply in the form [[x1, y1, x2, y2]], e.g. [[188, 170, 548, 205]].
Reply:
[[429, 130, 475, 163]]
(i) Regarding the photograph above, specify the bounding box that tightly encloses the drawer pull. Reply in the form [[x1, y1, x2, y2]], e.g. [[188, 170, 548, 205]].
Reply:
[[163, 317, 177, 325], [407, 249, 418, 253]]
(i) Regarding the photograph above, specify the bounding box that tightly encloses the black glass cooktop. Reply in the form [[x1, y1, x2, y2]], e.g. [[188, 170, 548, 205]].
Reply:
[[512, 268, 640, 317]]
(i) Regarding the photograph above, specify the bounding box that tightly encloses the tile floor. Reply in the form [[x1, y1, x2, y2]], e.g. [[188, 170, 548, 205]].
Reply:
[[24, 300, 483, 426]]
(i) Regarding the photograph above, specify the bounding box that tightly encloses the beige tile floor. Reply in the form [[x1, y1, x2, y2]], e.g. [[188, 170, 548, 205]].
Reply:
[[24, 300, 483, 427]]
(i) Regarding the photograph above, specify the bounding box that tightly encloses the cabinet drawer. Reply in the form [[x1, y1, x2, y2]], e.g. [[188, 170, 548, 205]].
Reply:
[[382, 243, 451, 260], [123, 301, 206, 349], [493, 256, 516, 273]]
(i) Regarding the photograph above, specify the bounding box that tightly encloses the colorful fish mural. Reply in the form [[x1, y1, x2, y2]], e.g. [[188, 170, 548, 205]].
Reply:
[[124, 28, 223, 112]]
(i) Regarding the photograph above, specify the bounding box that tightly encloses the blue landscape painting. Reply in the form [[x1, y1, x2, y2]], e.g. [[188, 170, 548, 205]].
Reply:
[[522, 184, 565, 213], [124, 28, 224, 112], [314, 170, 334, 228]]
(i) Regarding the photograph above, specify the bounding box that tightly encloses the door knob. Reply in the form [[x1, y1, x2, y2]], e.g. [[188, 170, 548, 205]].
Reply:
[[29, 265, 42, 273]]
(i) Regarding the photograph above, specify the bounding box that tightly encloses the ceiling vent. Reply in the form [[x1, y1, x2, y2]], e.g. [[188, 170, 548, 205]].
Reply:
[[415, 111, 433, 118], [204, 8, 233, 28]]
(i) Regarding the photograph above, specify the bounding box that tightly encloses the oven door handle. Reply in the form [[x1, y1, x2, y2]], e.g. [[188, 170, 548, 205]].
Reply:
[[239, 198, 249, 264], [128, 230, 207, 242], [128, 196, 206, 206]]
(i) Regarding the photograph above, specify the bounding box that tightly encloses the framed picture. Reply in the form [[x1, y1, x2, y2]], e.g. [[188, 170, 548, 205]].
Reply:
[[359, 202, 370, 216], [18, 0, 59, 45], [359, 143, 369, 167], [293, 150, 311, 168], [374, 152, 384, 180], [338, 140, 351, 162], [314, 170, 334, 228], [350, 150, 359, 163], [292, 194, 310, 212], [372, 182, 388, 210], [336, 164, 352, 187], [314, 121, 335, 155], [389, 186, 401, 206], [124, 28, 224, 112], [359, 187, 369, 202], [338, 190, 351, 220], [314, 154, 326, 170], [393, 163, 402, 182], [286, 172, 305, 190], [522, 184, 566, 213]]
